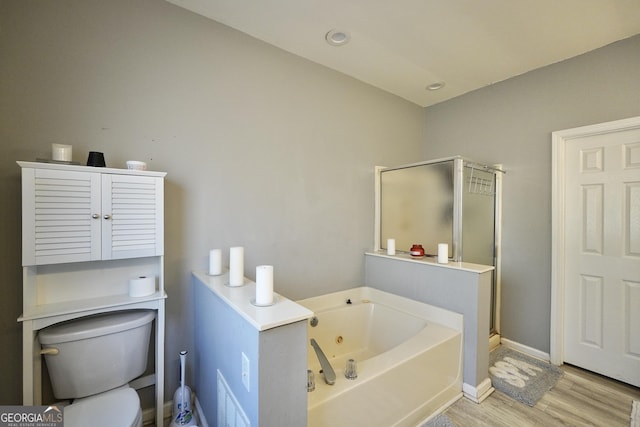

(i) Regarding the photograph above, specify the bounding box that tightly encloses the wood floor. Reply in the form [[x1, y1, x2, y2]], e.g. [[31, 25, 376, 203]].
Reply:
[[443, 364, 640, 426], [159, 361, 639, 426]]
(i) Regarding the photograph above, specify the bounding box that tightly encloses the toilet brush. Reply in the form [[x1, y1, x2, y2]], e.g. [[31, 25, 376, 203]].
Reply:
[[170, 350, 196, 427]]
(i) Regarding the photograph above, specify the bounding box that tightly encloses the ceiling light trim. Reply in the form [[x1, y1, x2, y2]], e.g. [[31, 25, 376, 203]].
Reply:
[[426, 82, 445, 91], [325, 29, 351, 46]]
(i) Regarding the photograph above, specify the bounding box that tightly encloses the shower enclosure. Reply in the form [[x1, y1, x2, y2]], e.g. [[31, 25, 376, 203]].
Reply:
[[375, 156, 503, 333]]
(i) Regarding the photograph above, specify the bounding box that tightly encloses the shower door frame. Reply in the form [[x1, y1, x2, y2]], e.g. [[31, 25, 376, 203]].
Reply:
[[374, 156, 504, 336]]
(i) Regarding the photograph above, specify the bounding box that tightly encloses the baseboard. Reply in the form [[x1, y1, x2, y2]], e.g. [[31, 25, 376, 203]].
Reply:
[[462, 378, 494, 403], [194, 396, 209, 427], [142, 400, 172, 425], [499, 337, 550, 362], [489, 333, 501, 351]]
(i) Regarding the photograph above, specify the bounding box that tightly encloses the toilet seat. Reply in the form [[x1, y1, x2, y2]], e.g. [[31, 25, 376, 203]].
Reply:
[[64, 387, 142, 427]]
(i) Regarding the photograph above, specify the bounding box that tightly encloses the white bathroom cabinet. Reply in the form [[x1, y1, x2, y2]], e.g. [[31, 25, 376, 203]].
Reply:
[[17, 161, 166, 427], [20, 164, 164, 265]]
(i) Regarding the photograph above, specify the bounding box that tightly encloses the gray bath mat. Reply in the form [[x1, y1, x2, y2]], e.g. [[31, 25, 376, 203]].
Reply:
[[489, 346, 563, 406], [421, 413, 456, 427]]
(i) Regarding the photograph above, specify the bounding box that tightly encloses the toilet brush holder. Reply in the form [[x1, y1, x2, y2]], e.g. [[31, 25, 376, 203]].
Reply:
[[170, 351, 197, 427]]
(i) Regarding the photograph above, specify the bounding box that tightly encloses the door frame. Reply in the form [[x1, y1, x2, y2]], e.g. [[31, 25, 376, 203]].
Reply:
[[550, 116, 640, 365]]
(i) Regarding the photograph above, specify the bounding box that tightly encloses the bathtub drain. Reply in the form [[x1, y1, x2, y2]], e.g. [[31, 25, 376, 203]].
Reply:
[[335, 336, 343, 344]]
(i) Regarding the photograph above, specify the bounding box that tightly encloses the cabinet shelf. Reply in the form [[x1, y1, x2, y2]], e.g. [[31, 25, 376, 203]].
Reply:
[[19, 291, 167, 324]]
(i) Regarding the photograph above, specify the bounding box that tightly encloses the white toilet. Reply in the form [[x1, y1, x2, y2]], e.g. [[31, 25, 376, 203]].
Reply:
[[38, 310, 156, 427]]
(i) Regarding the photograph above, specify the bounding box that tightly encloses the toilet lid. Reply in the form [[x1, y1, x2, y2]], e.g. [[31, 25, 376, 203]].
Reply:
[[65, 387, 141, 427]]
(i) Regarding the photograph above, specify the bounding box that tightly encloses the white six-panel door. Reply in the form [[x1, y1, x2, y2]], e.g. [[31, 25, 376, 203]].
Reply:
[[552, 117, 640, 387]]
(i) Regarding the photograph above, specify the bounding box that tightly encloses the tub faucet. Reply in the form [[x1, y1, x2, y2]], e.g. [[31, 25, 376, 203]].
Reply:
[[310, 339, 336, 385]]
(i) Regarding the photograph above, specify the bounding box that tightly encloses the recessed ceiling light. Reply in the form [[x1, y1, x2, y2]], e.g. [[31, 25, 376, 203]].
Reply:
[[325, 29, 351, 46], [426, 82, 445, 91]]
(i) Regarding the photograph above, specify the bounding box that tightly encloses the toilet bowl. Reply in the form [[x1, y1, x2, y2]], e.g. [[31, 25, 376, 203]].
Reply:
[[39, 310, 155, 427]]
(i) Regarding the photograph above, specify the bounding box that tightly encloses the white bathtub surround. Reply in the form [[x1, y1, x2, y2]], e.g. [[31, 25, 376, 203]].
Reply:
[[437, 243, 449, 264], [364, 252, 495, 404], [387, 238, 396, 255], [208, 249, 222, 276], [228, 246, 244, 286], [255, 265, 274, 306], [298, 287, 463, 427]]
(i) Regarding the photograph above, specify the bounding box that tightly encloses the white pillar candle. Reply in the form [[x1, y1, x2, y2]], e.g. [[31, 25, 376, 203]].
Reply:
[[256, 265, 274, 305], [229, 246, 244, 286], [438, 243, 449, 264], [387, 238, 396, 255], [209, 249, 222, 275]]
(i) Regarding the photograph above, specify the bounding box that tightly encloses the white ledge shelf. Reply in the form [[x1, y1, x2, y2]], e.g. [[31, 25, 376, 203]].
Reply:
[[193, 271, 313, 331], [19, 292, 167, 323], [365, 251, 494, 274]]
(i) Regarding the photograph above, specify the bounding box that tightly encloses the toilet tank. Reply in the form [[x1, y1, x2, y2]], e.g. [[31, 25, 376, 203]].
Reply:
[[39, 310, 155, 399]]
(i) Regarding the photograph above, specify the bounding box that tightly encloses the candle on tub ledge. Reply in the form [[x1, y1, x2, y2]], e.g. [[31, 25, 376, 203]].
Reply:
[[437, 243, 449, 264], [255, 265, 274, 306], [209, 249, 222, 275], [229, 246, 245, 286], [387, 238, 396, 255]]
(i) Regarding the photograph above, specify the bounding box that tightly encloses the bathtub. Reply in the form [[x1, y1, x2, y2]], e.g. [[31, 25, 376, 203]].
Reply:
[[297, 287, 463, 427]]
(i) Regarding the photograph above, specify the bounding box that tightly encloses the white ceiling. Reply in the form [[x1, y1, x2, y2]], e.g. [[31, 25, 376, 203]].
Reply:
[[166, 0, 640, 107]]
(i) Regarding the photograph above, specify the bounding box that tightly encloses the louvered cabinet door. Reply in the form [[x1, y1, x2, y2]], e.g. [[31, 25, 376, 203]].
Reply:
[[101, 174, 164, 260], [22, 168, 101, 265]]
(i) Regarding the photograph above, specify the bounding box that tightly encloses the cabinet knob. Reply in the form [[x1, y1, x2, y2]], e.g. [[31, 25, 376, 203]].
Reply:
[[103, 214, 111, 220], [92, 214, 99, 219]]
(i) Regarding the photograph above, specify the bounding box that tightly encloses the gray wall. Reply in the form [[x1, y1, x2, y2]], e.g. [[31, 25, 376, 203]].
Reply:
[[0, 0, 424, 405], [420, 35, 640, 352]]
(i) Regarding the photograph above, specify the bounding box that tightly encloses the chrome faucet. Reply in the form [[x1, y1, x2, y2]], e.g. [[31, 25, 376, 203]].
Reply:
[[310, 339, 336, 385]]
